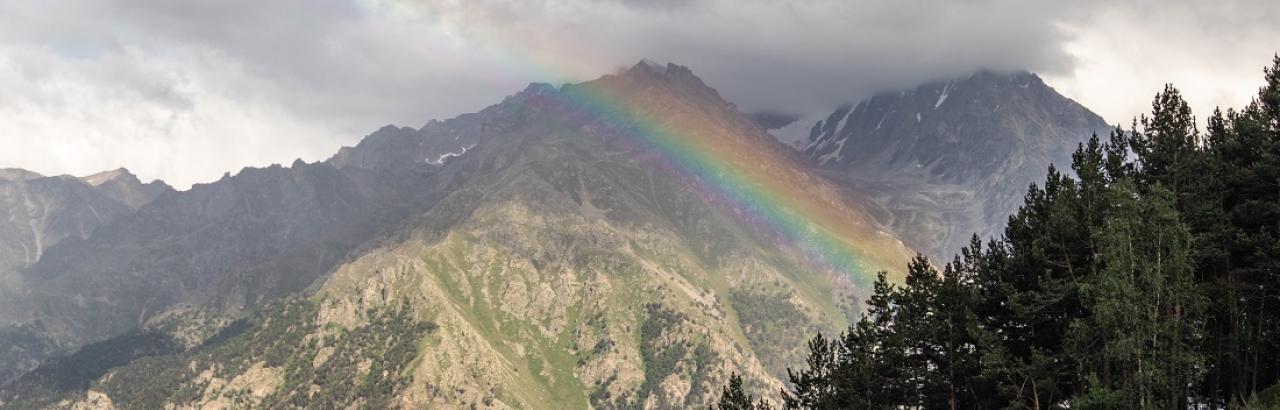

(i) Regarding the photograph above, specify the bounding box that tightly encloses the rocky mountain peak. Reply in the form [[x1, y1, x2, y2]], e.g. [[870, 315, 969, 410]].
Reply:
[[507, 82, 558, 103], [80, 167, 137, 186], [800, 69, 1110, 259], [603, 60, 726, 105], [624, 58, 676, 78], [79, 168, 172, 209], [804, 68, 1105, 177], [637, 58, 667, 72]]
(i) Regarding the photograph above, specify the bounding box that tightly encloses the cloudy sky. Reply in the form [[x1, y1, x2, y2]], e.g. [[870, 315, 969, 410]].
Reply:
[[1, 0, 1277, 188]]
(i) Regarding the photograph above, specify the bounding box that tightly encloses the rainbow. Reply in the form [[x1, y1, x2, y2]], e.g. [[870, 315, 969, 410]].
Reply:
[[423, 16, 910, 288], [511, 68, 909, 289]]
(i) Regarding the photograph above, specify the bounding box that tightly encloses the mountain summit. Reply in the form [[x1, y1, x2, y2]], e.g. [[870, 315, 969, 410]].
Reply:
[[801, 70, 1110, 258]]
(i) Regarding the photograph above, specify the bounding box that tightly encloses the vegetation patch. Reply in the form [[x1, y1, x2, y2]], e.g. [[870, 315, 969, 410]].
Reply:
[[0, 332, 182, 409], [608, 303, 720, 409], [729, 286, 814, 378], [6, 298, 438, 409]]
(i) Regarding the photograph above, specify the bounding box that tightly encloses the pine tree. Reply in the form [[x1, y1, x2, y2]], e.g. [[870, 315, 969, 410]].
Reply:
[[893, 254, 939, 407], [1131, 84, 1200, 195], [783, 334, 837, 409], [992, 164, 1097, 408], [715, 373, 773, 410], [934, 253, 982, 409], [1210, 54, 1280, 400]]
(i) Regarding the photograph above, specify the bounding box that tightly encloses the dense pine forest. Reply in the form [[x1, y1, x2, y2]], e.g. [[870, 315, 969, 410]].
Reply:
[[720, 57, 1280, 409]]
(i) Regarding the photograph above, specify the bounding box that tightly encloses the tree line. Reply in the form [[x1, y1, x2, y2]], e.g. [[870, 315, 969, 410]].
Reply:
[[719, 56, 1280, 409]]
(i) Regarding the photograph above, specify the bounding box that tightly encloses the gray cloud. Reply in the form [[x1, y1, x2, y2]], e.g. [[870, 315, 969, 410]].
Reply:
[[1042, 0, 1280, 132], [0, 0, 1276, 187], [398, 0, 1085, 113]]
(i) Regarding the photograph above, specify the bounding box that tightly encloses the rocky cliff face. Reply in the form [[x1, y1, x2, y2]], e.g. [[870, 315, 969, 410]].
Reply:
[[0, 62, 913, 408], [0, 168, 171, 382], [801, 71, 1111, 259], [0, 168, 167, 274]]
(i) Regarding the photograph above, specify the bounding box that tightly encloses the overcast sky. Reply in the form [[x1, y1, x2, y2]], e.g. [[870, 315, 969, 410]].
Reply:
[[1, 0, 1277, 188]]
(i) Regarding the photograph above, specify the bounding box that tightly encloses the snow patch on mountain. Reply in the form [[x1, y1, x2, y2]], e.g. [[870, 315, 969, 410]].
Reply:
[[934, 81, 953, 109], [817, 136, 846, 165], [427, 143, 477, 165], [875, 109, 894, 130]]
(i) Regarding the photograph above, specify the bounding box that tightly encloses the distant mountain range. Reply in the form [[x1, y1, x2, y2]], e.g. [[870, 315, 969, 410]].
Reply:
[[0, 63, 1111, 408]]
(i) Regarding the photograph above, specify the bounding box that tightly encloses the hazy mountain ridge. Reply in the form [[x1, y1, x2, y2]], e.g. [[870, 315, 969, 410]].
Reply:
[[0, 168, 168, 273], [0, 168, 172, 383], [801, 70, 1111, 259], [0, 156, 448, 384]]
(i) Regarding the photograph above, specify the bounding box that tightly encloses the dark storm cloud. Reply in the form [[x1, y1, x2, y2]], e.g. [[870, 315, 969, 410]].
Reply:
[[748, 111, 803, 131], [402, 0, 1086, 115], [1, 0, 1276, 186]]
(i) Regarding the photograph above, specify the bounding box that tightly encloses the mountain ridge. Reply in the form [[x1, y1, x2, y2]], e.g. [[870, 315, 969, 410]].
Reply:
[[0, 61, 915, 408]]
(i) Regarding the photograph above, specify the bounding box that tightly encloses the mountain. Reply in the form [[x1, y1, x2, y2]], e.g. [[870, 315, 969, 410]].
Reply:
[[800, 71, 1111, 259], [0, 168, 167, 273], [0, 157, 446, 385], [0, 62, 913, 408], [0, 167, 170, 285], [0, 168, 171, 382]]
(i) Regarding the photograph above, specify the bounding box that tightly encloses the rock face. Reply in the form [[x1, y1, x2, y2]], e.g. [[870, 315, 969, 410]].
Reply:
[[0, 168, 167, 273], [0, 62, 913, 408], [801, 71, 1111, 259], [0, 168, 172, 382]]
